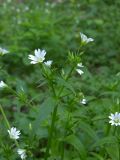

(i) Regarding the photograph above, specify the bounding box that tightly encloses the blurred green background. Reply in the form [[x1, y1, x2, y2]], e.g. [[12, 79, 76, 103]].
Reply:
[[0, 0, 120, 159]]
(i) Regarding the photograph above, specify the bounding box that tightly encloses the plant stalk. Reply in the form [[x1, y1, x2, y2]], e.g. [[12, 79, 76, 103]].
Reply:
[[45, 104, 58, 160], [0, 105, 11, 129], [45, 66, 75, 160]]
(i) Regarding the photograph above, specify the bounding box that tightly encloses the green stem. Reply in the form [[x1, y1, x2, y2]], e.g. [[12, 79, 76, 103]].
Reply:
[[61, 141, 64, 160], [61, 113, 70, 160], [45, 66, 75, 160], [25, 100, 34, 108], [0, 105, 11, 129], [7, 87, 18, 97], [58, 66, 75, 97], [42, 64, 56, 97], [113, 126, 117, 135], [45, 104, 58, 160], [105, 124, 111, 136], [119, 141, 120, 160], [50, 81, 56, 97], [0, 105, 19, 147]]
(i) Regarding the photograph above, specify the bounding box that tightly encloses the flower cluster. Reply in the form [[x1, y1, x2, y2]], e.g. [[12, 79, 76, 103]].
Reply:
[[28, 49, 52, 67], [8, 127, 27, 159], [1, 32, 94, 159]]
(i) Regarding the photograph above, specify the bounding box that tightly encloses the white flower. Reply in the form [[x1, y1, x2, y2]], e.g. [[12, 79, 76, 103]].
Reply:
[[80, 32, 94, 44], [0, 47, 9, 56], [76, 62, 84, 75], [17, 149, 27, 160], [44, 60, 53, 67], [81, 98, 87, 105], [0, 81, 7, 88], [109, 112, 120, 126], [8, 127, 21, 140], [28, 49, 46, 64], [77, 63, 84, 68], [76, 69, 84, 75], [24, 6, 29, 11]]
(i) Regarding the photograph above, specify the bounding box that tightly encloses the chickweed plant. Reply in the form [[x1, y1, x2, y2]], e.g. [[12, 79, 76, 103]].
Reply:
[[0, 33, 120, 160]]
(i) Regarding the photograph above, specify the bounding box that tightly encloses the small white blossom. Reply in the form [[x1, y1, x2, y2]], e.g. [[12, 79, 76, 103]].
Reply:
[[28, 49, 46, 64], [17, 149, 27, 160], [8, 127, 21, 140], [24, 6, 29, 11], [77, 63, 84, 68], [109, 112, 120, 126], [76, 62, 84, 75], [80, 32, 94, 44], [44, 60, 53, 67], [81, 98, 87, 105], [76, 69, 84, 75], [0, 48, 9, 56], [0, 81, 7, 88]]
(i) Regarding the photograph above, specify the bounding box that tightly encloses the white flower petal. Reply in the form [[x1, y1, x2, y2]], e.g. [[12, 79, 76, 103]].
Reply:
[[30, 61, 38, 64], [40, 50, 46, 58], [35, 49, 41, 58], [87, 38, 94, 42], [76, 69, 84, 75]]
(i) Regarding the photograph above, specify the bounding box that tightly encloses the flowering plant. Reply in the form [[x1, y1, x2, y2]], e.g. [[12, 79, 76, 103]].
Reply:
[[0, 30, 119, 160]]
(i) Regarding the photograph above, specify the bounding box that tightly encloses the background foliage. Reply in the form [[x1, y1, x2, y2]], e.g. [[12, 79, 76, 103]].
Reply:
[[0, 0, 120, 159]]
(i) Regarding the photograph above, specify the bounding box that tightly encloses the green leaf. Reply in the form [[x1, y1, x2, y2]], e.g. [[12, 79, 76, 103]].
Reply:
[[76, 120, 98, 140], [92, 115, 108, 121], [92, 136, 118, 148], [106, 144, 119, 160], [90, 152, 104, 160], [64, 134, 87, 159], [57, 77, 76, 95]]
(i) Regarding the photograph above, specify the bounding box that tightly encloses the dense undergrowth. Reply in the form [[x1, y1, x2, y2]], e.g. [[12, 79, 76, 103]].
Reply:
[[0, 0, 120, 159]]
